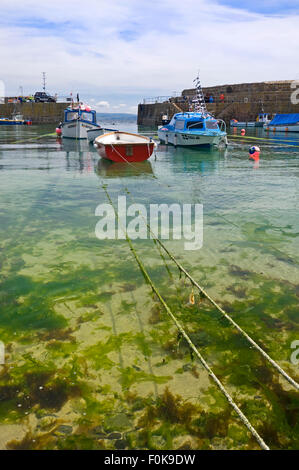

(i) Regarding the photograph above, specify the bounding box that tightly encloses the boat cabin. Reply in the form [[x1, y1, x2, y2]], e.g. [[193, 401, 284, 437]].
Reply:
[[64, 108, 97, 125], [257, 113, 270, 123], [168, 113, 220, 132]]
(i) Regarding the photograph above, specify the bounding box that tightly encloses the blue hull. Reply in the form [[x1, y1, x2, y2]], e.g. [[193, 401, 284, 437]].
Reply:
[[0, 121, 25, 125]]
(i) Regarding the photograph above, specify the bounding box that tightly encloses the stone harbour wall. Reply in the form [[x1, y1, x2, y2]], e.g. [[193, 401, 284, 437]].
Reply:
[[138, 80, 299, 126], [0, 102, 68, 123]]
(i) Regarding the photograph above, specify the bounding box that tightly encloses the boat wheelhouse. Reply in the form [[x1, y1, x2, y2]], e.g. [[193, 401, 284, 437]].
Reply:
[[256, 113, 271, 127], [61, 105, 100, 139]]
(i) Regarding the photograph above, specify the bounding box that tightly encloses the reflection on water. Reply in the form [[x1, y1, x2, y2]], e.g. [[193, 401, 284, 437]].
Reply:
[[96, 158, 154, 178], [0, 122, 298, 450]]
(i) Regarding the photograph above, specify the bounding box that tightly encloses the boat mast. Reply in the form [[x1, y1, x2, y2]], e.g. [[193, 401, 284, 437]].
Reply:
[[192, 73, 208, 115], [42, 72, 46, 92]]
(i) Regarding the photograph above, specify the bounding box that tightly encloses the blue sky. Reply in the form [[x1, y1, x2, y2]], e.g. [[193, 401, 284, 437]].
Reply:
[[218, 0, 299, 14], [0, 0, 298, 113]]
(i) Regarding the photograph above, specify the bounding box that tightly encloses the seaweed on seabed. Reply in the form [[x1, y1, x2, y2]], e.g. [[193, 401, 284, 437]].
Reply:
[[148, 304, 162, 324], [0, 365, 84, 420], [7, 430, 107, 451], [120, 283, 136, 293], [135, 388, 201, 449], [25, 375, 81, 411], [138, 387, 199, 429], [158, 388, 194, 425], [193, 408, 232, 440], [37, 327, 75, 342], [162, 339, 184, 359], [6, 431, 55, 450]]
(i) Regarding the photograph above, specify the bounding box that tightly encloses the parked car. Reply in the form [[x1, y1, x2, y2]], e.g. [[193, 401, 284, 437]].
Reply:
[[34, 92, 56, 103]]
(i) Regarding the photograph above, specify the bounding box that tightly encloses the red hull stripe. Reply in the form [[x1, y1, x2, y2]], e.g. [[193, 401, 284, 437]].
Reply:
[[99, 143, 155, 162]]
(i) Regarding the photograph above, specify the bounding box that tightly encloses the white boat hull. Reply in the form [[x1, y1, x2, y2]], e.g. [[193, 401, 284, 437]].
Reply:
[[263, 124, 299, 132], [87, 127, 104, 142], [158, 130, 226, 147], [62, 120, 99, 139], [87, 127, 118, 142], [230, 122, 256, 127]]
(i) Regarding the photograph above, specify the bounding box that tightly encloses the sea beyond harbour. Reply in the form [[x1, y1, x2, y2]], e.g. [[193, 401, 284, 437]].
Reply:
[[0, 117, 298, 450]]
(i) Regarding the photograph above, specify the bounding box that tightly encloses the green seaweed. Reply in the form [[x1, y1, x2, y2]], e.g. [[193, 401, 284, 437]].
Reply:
[[119, 367, 171, 391]]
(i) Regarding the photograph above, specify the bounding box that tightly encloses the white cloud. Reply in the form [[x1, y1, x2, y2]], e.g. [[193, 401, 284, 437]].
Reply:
[[0, 0, 298, 114], [96, 101, 110, 109]]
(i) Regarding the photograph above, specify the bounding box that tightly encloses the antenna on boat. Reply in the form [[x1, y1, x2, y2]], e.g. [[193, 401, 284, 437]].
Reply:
[[192, 72, 208, 116]]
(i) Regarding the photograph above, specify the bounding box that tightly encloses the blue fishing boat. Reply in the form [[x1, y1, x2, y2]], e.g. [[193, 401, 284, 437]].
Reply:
[[60, 104, 100, 139], [264, 113, 299, 132], [158, 75, 227, 147], [0, 113, 32, 125]]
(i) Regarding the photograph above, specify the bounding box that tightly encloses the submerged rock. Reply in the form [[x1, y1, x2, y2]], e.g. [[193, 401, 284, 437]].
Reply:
[[107, 432, 122, 440], [92, 426, 107, 438], [105, 413, 132, 431], [56, 425, 73, 435], [151, 435, 166, 449], [115, 439, 129, 449]]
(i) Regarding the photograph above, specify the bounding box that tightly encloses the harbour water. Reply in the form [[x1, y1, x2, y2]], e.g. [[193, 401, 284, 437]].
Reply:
[[0, 119, 298, 450]]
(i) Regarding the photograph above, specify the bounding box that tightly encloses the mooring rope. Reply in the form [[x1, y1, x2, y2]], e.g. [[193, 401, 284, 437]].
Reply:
[[228, 134, 299, 148], [117, 184, 299, 391], [140, 213, 299, 391], [8, 132, 57, 145], [106, 141, 156, 174], [102, 184, 270, 451], [150, 237, 299, 391], [227, 133, 299, 144]]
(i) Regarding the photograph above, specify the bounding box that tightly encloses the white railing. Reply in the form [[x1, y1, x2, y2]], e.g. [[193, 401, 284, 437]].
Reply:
[[142, 96, 172, 104]]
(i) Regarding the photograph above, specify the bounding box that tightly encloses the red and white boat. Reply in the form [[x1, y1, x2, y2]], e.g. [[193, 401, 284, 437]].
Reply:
[[94, 131, 156, 162]]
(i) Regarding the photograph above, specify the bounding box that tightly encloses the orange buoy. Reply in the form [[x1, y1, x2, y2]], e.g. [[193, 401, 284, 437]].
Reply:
[[249, 146, 260, 162]]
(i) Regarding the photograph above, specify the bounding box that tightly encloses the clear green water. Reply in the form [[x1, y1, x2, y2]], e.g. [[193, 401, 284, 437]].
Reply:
[[0, 121, 298, 450]]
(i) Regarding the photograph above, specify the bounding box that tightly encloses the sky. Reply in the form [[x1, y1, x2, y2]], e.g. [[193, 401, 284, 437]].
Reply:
[[0, 0, 298, 114]]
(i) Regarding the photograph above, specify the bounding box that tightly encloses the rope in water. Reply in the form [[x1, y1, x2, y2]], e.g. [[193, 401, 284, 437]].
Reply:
[[8, 132, 57, 145], [150, 237, 299, 391], [108, 139, 298, 269], [102, 184, 270, 451], [96, 138, 299, 391], [108, 140, 156, 172], [142, 130, 299, 147], [228, 134, 299, 148], [118, 186, 299, 391], [228, 133, 298, 143]]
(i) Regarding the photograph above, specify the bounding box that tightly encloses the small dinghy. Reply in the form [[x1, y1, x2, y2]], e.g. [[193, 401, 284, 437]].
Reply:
[[87, 127, 118, 143], [94, 131, 156, 162]]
